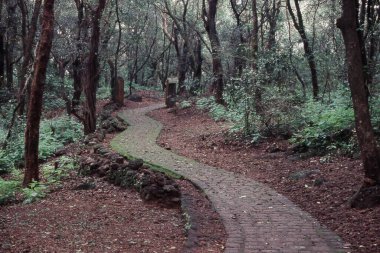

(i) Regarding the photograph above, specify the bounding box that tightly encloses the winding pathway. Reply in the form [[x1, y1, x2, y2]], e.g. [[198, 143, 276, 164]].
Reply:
[[111, 104, 346, 253]]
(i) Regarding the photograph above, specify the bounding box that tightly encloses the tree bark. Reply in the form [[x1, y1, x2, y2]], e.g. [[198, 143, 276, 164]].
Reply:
[[5, 0, 17, 91], [23, 0, 55, 187], [111, 0, 123, 106], [202, 0, 224, 104], [230, 0, 248, 77], [0, 0, 4, 87], [337, 0, 380, 208], [252, 0, 263, 116], [82, 0, 106, 135], [286, 0, 319, 99], [17, 0, 43, 116], [71, 0, 85, 117], [190, 36, 202, 94]]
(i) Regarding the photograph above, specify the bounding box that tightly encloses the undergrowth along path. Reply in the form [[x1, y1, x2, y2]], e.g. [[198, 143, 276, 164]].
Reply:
[[111, 104, 347, 253]]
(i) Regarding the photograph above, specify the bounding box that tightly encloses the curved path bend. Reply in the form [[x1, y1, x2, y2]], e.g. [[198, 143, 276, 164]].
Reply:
[[112, 104, 346, 253]]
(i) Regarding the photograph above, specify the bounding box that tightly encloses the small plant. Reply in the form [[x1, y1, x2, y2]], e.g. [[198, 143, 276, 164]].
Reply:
[[0, 179, 20, 205], [179, 100, 192, 109], [22, 180, 48, 204], [42, 156, 77, 185], [196, 96, 215, 110]]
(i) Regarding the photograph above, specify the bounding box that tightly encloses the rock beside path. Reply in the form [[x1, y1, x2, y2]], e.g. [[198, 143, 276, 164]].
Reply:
[[79, 119, 181, 207]]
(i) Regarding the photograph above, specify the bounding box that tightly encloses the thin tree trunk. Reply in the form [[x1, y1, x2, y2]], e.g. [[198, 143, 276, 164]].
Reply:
[[0, 0, 4, 87], [191, 36, 202, 94], [337, 0, 380, 208], [287, 0, 319, 99], [23, 0, 55, 187], [17, 0, 43, 116], [111, 0, 123, 106], [202, 0, 224, 104], [5, 0, 17, 91], [252, 0, 263, 115], [82, 0, 106, 135], [71, 0, 85, 117]]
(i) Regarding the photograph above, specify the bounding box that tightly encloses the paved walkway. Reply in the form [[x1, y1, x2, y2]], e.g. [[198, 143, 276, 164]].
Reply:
[[111, 104, 347, 253]]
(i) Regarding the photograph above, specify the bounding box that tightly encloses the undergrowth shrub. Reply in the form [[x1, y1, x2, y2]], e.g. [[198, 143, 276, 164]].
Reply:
[[0, 116, 82, 171], [0, 179, 20, 205], [291, 92, 356, 154], [0, 156, 77, 205]]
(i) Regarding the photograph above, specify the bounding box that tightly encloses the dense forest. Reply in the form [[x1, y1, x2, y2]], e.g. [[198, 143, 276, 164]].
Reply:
[[0, 0, 379, 211]]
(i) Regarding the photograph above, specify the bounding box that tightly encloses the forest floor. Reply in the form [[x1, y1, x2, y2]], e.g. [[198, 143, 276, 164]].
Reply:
[[1, 92, 379, 253], [0, 92, 226, 253], [149, 101, 380, 253]]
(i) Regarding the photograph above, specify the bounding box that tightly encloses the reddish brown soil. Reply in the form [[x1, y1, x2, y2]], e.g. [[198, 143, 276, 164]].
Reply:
[[150, 105, 380, 253], [0, 176, 185, 253]]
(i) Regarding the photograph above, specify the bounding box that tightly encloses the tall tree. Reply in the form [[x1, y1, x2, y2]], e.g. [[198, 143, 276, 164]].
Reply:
[[82, 0, 106, 134], [202, 0, 224, 104], [337, 0, 380, 208], [23, 0, 55, 187], [286, 0, 319, 99]]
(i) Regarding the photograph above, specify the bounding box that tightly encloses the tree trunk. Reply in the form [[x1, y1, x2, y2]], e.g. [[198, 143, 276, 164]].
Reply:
[[17, 0, 43, 116], [23, 0, 55, 187], [0, 0, 4, 87], [108, 59, 116, 99], [82, 0, 106, 135], [111, 0, 123, 106], [202, 0, 224, 105], [5, 0, 17, 91], [230, 0, 247, 77], [71, 0, 85, 117], [252, 0, 263, 116], [287, 0, 319, 99], [57, 59, 71, 114], [177, 42, 188, 95], [337, 0, 380, 209], [71, 58, 82, 113], [190, 36, 202, 95]]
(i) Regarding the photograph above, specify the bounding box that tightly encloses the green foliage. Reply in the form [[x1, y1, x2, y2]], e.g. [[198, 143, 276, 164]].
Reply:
[[0, 116, 82, 171], [0, 156, 77, 205], [196, 96, 237, 121], [22, 181, 48, 204], [195, 96, 215, 110], [179, 100, 192, 109], [42, 156, 77, 185], [291, 93, 356, 153], [0, 179, 20, 205], [97, 85, 111, 100]]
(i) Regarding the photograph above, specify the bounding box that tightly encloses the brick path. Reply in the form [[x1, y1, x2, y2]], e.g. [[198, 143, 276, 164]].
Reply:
[[111, 104, 347, 253]]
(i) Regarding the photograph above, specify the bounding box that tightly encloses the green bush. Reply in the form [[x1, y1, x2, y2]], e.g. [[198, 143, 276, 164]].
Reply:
[[22, 180, 48, 204], [179, 100, 192, 109], [291, 93, 355, 153], [0, 179, 20, 205], [0, 115, 82, 171], [0, 156, 77, 205], [97, 85, 111, 100]]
